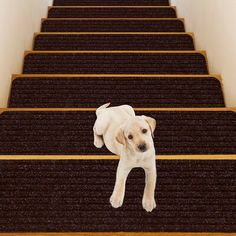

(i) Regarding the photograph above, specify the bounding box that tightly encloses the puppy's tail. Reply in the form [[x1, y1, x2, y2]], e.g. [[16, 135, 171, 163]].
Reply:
[[96, 103, 111, 116]]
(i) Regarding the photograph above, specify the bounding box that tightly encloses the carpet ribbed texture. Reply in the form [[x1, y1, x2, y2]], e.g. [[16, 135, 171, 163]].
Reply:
[[0, 111, 235, 155], [53, 0, 170, 6], [1, 160, 236, 232], [34, 34, 194, 51], [41, 19, 185, 32], [48, 7, 177, 18], [23, 53, 208, 74], [9, 77, 225, 108], [3, 0, 236, 233]]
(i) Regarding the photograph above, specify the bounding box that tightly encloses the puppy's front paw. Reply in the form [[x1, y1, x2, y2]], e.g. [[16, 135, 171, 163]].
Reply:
[[94, 136, 104, 148], [142, 196, 156, 212], [110, 193, 124, 208]]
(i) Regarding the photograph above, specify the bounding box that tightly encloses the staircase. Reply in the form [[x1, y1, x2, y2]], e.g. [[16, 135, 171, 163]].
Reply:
[[1, 0, 236, 234]]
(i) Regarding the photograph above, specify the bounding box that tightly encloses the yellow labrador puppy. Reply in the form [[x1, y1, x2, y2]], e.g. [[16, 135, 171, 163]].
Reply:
[[93, 103, 157, 212]]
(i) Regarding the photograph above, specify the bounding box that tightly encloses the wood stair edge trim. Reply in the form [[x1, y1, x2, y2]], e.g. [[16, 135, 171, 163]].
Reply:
[[0, 108, 235, 113], [23, 50, 206, 55], [11, 74, 222, 81], [0, 155, 236, 160], [41, 17, 184, 21], [48, 5, 177, 9], [33, 31, 194, 36], [0, 233, 233, 236]]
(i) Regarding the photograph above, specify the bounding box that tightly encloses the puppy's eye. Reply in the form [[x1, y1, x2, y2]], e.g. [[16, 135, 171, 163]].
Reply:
[[128, 134, 133, 140], [142, 129, 147, 134]]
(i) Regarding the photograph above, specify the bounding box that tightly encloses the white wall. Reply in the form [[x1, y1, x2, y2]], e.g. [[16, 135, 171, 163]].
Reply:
[[171, 0, 236, 106], [0, 0, 52, 107]]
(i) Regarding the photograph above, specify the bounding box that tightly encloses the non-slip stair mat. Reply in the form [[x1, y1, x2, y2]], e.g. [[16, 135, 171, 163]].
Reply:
[[9, 77, 225, 108], [0, 110, 235, 155], [34, 34, 194, 51], [23, 53, 208, 74], [48, 7, 177, 18], [53, 0, 170, 6], [1, 160, 236, 232], [41, 19, 185, 32]]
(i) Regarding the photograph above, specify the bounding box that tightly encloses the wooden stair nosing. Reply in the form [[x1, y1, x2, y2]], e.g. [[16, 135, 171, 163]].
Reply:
[[34, 32, 194, 36], [23, 50, 206, 56], [1, 107, 235, 113], [41, 17, 184, 21], [48, 5, 177, 9], [11, 74, 222, 82], [0, 232, 233, 236], [0, 154, 236, 160]]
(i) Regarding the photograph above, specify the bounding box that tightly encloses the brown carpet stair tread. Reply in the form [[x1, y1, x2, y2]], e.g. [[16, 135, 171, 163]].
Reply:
[[53, 0, 170, 6], [48, 6, 177, 18], [2, 0, 235, 234], [34, 33, 195, 51], [9, 75, 225, 108], [23, 51, 208, 74], [41, 18, 185, 32], [1, 160, 236, 232], [0, 109, 235, 155]]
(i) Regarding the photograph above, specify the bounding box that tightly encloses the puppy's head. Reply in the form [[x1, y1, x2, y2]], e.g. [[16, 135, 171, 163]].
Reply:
[[116, 116, 156, 153]]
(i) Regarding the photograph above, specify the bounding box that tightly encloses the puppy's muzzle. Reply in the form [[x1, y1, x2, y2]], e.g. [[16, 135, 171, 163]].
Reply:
[[138, 143, 147, 152]]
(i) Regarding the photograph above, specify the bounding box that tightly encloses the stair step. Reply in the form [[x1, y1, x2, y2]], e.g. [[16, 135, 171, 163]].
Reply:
[[9, 75, 224, 108], [0, 159, 236, 232], [48, 6, 177, 18], [41, 18, 185, 32], [34, 33, 194, 51], [53, 0, 170, 6], [23, 51, 208, 74], [0, 108, 235, 155]]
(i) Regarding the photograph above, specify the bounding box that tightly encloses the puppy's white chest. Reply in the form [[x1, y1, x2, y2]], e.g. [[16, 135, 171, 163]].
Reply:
[[134, 155, 145, 164], [128, 154, 150, 168]]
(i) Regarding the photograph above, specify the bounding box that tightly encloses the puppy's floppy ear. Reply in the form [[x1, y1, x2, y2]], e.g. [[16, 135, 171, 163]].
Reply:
[[115, 126, 126, 145], [142, 115, 156, 137]]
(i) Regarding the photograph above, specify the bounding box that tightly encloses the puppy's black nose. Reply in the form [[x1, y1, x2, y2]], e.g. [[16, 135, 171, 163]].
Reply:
[[138, 143, 147, 152]]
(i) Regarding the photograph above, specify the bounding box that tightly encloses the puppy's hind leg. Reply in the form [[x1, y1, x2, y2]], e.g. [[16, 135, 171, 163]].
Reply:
[[93, 129, 104, 148], [93, 117, 106, 148]]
